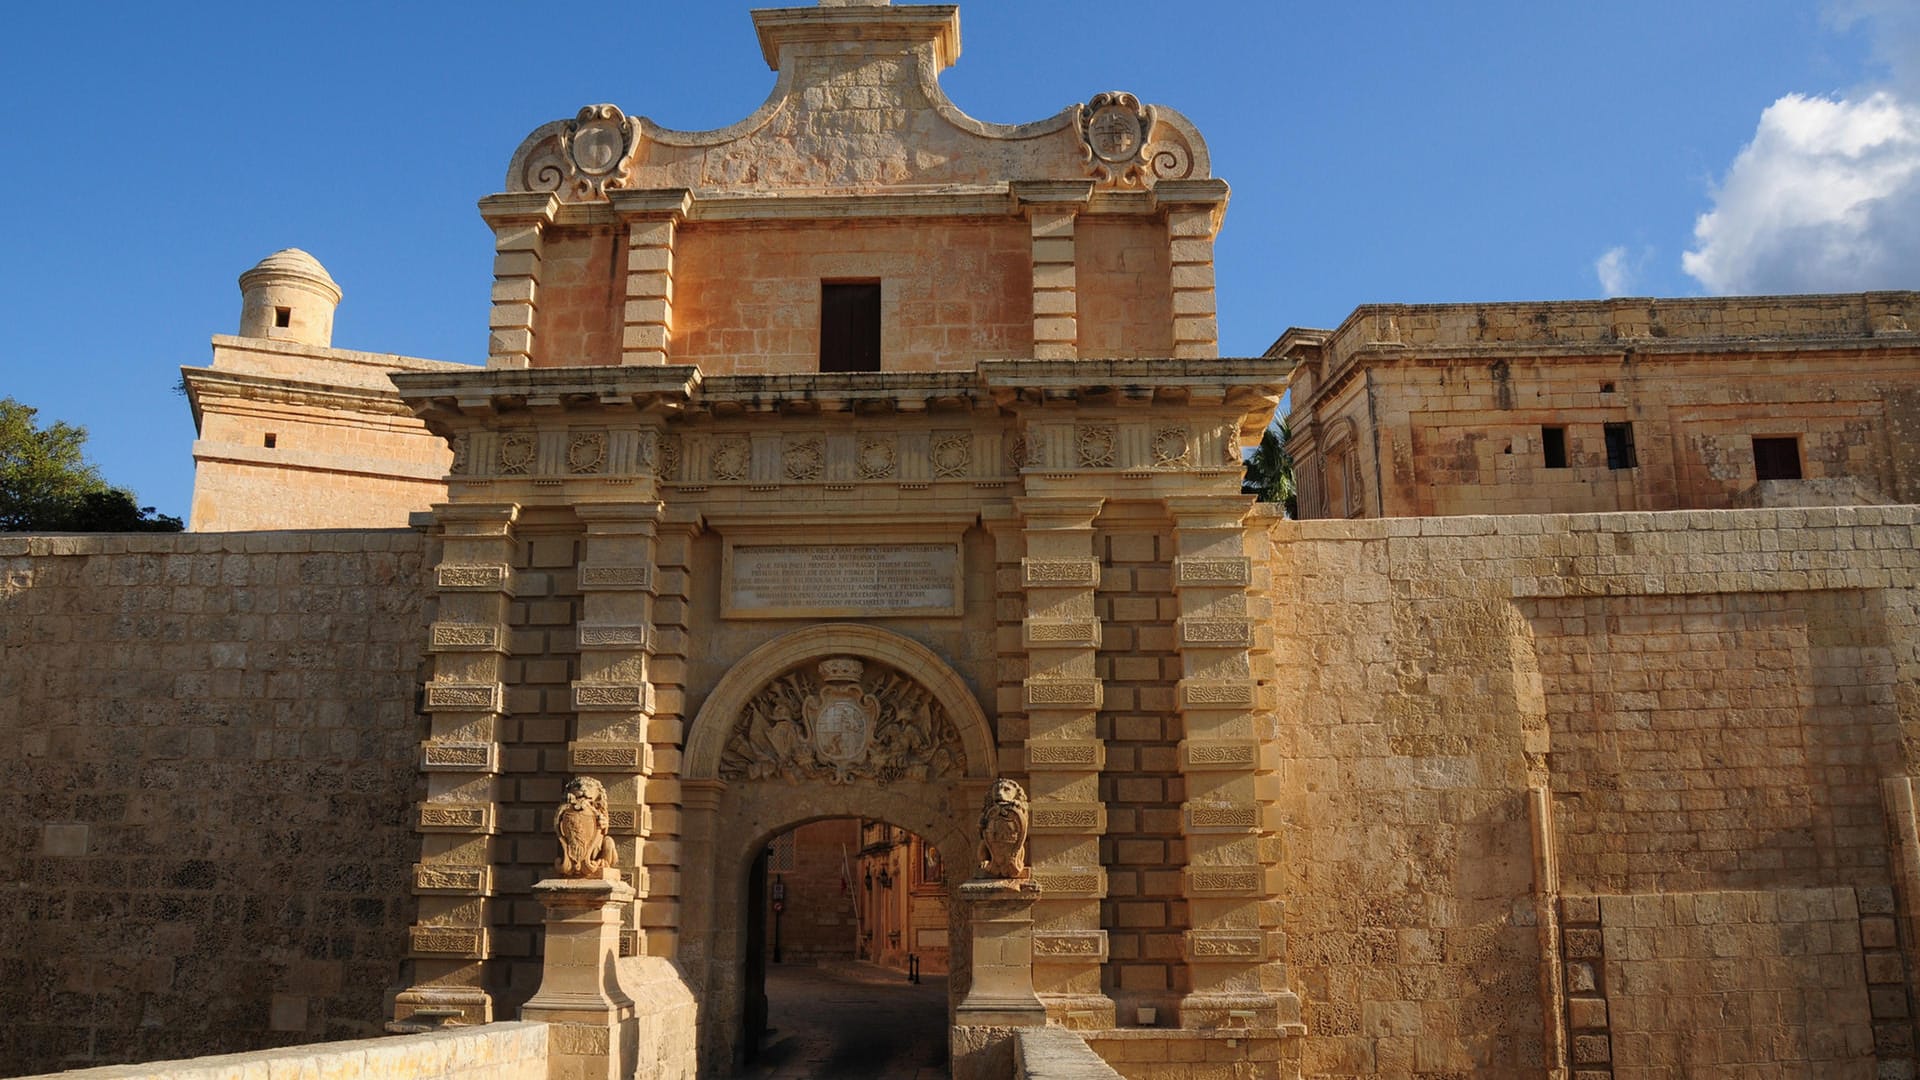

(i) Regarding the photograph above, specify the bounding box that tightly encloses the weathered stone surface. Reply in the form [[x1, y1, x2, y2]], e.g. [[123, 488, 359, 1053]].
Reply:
[[0, 532, 429, 1073]]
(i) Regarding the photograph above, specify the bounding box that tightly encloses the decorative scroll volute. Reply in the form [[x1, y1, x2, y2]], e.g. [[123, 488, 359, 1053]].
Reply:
[[719, 657, 967, 785], [519, 104, 643, 201], [1076, 91, 1194, 188]]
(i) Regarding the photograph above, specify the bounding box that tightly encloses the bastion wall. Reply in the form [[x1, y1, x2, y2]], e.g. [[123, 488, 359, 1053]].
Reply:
[[0, 531, 432, 1075], [5, 506, 1920, 1078]]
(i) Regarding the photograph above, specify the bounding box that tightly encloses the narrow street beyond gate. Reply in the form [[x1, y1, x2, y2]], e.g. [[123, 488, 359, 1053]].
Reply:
[[734, 963, 949, 1079]]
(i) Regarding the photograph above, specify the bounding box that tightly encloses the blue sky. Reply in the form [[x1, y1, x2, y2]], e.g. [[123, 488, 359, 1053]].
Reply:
[[3, 1, 1915, 519]]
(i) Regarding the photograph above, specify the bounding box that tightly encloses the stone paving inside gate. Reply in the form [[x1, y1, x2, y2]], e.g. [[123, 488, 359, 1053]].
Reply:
[[735, 962, 950, 1079]]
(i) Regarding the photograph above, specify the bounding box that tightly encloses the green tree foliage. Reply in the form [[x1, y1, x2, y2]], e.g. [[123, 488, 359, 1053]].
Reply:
[[1241, 421, 1296, 517], [0, 398, 182, 532]]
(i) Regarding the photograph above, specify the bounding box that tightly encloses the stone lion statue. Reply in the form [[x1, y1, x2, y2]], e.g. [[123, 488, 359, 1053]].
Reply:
[[977, 778, 1030, 879], [554, 776, 618, 878]]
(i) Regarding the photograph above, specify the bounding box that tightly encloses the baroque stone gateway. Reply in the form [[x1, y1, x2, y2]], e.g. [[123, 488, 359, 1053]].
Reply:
[[7, 1, 1920, 1079]]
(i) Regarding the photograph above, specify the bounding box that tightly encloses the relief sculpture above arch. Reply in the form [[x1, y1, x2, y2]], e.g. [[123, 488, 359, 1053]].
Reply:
[[719, 656, 967, 785]]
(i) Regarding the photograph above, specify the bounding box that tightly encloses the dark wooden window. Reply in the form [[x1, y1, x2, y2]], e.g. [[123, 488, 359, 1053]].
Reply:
[[1542, 426, 1568, 469], [1604, 422, 1636, 470], [1754, 436, 1802, 481], [820, 282, 881, 372]]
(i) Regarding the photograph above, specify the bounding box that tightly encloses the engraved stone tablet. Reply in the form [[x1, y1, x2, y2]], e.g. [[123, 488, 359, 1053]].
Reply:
[[725, 541, 960, 617]]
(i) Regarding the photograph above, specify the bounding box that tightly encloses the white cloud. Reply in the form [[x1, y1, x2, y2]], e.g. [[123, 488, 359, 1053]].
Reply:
[[1684, 2, 1920, 297], [1595, 246, 1635, 296], [1683, 90, 1920, 294], [1827, 0, 1920, 96]]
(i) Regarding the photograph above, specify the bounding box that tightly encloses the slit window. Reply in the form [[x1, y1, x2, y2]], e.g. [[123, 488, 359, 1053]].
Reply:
[[273, 306, 292, 328], [263, 433, 277, 449], [1542, 426, 1568, 469], [1754, 436, 1802, 481], [820, 282, 881, 373], [1604, 422, 1637, 470]]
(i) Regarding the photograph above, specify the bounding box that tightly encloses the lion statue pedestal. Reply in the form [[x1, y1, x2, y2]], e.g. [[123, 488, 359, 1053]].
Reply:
[[951, 779, 1046, 1080]]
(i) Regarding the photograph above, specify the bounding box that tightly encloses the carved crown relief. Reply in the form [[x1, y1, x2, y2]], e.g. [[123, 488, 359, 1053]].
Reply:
[[1076, 91, 1195, 188], [719, 657, 967, 785], [520, 105, 643, 201]]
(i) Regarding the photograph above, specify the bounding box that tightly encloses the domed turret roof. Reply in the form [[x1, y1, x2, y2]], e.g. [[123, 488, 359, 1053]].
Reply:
[[239, 248, 341, 301]]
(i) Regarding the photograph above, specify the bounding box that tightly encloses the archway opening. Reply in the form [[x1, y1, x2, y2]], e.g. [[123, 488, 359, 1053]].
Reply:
[[737, 816, 951, 1078]]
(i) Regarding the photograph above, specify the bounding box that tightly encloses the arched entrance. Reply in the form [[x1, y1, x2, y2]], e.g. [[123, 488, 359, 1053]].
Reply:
[[678, 625, 996, 1074], [737, 816, 951, 1076]]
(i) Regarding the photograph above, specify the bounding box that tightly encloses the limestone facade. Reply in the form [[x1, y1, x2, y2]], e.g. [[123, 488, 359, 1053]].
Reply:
[[1278, 292, 1920, 519], [12, 2, 1920, 1080], [182, 250, 462, 531]]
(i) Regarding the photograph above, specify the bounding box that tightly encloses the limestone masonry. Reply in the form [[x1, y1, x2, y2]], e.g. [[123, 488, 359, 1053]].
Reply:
[[8, 2, 1920, 1079]]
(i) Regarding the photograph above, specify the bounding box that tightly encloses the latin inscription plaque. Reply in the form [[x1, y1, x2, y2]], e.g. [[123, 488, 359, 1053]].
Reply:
[[726, 542, 961, 618]]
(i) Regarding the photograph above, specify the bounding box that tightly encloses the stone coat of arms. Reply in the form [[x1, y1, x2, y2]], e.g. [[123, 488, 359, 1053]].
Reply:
[[721, 657, 965, 785], [805, 659, 878, 783]]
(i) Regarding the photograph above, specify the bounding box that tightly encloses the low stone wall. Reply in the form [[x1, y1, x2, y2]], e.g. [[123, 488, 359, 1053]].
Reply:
[[14, 1021, 547, 1080], [1016, 1026, 1123, 1079], [1079, 1029, 1297, 1080], [0, 531, 432, 1075]]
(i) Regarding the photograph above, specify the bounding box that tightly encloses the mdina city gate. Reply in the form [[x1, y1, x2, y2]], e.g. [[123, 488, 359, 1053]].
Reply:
[[10, 2, 1918, 1079], [376, 2, 1298, 1073]]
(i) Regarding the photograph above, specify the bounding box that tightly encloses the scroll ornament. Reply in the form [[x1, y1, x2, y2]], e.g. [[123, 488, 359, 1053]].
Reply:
[[553, 776, 618, 878], [523, 104, 642, 201], [977, 778, 1030, 879], [719, 658, 966, 785], [1076, 91, 1192, 187]]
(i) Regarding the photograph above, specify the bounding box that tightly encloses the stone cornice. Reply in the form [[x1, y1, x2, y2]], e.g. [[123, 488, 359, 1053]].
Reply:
[[183, 367, 422, 429], [392, 366, 702, 426], [752, 5, 962, 71], [535, 185, 1165, 229], [392, 359, 1284, 426]]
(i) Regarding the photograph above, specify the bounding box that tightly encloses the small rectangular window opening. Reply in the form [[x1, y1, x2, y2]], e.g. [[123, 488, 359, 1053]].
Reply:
[[820, 281, 881, 373], [1600, 382, 1615, 394], [1754, 436, 1802, 481], [1541, 426, 1568, 469], [263, 433, 277, 449], [1604, 422, 1637, 470], [273, 307, 292, 328]]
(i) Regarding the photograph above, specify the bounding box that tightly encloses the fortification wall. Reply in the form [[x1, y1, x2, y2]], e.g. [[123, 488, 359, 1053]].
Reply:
[[6, 507, 1920, 1080], [0, 530, 432, 1076], [1265, 505, 1920, 1079]]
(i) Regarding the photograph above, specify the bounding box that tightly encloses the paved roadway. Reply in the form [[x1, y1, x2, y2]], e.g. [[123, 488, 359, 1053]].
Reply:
[[734, 962, 949, 1079]]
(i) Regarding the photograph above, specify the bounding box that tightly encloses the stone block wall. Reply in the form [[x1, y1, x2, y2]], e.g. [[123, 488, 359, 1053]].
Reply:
[[1265, 505, 1920, 1079], [531, 227, 623, 368], [771, 818, 859, 964], [672, 220, 1033, 374], [1559, 888, 1882, 1080], [1075, 219, 1174, 360], [1530, 589, 1896, 894], [0, 531, 431, 1076], [1095, 516, 1187, 1018]]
